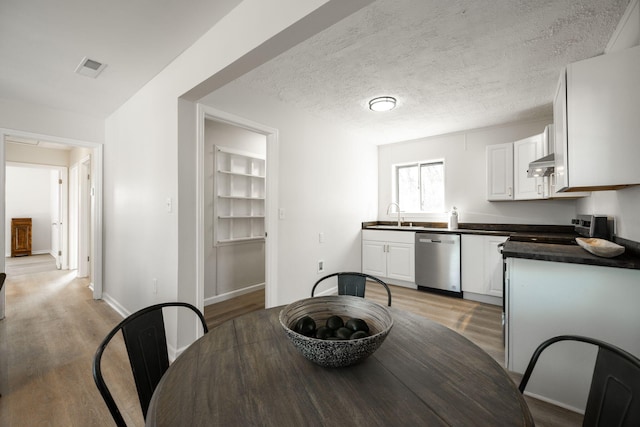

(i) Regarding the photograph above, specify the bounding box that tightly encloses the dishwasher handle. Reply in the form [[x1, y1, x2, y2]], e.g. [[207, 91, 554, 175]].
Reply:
[[418, 238, 457, 244]]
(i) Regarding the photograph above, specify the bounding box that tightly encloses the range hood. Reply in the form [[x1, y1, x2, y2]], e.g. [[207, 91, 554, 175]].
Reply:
[[527, 153, 555, 178]]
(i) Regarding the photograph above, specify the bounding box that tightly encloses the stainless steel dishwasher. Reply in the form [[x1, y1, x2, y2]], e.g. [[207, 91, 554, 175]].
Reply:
[[415, 232, 462, 297]]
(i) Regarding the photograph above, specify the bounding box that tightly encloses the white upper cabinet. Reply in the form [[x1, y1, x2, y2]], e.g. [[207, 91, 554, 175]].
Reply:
[[486, 135, 545, 201], [544, 124, 590, 199], [486, 143, 514, 201], [555, 44, 640, 191], [513, 134, 545, 200]]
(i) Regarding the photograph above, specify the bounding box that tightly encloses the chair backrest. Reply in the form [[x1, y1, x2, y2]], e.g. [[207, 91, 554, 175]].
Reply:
[[311, 272, 392, 306], [0, 272, 6, 292], [519, 335, 640, 427], [93, 302, 208, 427]]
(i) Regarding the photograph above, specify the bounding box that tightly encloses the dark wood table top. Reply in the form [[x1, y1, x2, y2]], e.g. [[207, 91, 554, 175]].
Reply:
[[146, 305, 533, 426]]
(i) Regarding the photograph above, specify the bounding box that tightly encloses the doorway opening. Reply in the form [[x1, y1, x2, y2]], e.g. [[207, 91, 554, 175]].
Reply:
[[5, 162, 67, 268], [203, 118, 267, 325], [196, 105, 279, 316], [0, 129, 103, 319]]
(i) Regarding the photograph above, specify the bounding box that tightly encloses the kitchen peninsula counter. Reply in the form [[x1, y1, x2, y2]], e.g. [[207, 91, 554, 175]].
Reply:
[[502, 240, 640, 270]]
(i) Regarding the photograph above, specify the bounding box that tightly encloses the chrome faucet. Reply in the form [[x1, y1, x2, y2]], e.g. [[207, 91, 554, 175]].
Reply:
[[386, 202, 402, 226]]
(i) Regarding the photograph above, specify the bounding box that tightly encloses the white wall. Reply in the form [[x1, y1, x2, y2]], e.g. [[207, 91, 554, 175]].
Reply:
[[104, 0, 373, 352], [0, 98, 104, 144], [377, 118, 578, 225], [5, 166, 53, 255], [5, 144, 69, 166], [201, 83, 378, 305], [204, 119, 266, 301], [577, 187, 640, 241]]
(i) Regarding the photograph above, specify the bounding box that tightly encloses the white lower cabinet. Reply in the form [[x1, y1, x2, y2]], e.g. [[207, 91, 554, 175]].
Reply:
[[362, 230, 415, 286], [461, 234, 508, 305], [506, 258, 640, 412]]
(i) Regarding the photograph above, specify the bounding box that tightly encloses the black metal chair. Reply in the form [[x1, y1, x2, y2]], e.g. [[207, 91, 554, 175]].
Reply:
[[519, 335, 640, 427], [92, 302, 208, 427], [311, 272, 392, 306]]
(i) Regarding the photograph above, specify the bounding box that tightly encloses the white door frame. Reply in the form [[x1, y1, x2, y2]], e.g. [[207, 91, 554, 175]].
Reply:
[[51, 166, 68, 269], [78, 155, 92, 278], [196, 104, 279, 311], [69, 163, 79, 270], [0, 128, 104, 319]]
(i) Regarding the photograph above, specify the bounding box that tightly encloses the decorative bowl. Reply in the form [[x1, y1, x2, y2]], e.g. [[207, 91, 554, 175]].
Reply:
[[576, 237, 625, 258], [279, 295, 393, 368]]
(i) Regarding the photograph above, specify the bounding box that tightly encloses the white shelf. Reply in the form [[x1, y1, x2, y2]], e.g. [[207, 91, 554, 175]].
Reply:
[[218, 215, 265, 219], [214, 146, 266, 245], [217, 195, 265, 200], [217, 236, 265, 244], [217, 169, 265, 179]]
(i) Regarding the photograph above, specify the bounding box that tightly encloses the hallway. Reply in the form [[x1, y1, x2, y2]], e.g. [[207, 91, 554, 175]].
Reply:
[[0, 256, 142, 426]]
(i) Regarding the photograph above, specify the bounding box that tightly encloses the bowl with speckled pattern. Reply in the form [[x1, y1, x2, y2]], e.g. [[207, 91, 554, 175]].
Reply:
[[279, 295, 393, 368]]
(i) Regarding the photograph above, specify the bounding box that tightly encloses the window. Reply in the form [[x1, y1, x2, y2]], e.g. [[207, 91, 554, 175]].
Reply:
[[395, 161, 444, 213]]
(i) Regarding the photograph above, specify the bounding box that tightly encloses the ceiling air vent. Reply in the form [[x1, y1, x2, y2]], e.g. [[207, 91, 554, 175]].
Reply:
[[75, 56, 107, 78]]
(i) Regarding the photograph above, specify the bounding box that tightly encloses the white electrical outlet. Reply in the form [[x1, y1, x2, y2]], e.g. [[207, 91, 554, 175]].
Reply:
[[317, 260, 325, 273]]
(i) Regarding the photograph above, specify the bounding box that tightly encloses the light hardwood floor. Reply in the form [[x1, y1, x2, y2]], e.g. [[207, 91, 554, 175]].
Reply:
[[0, 255, 144, 426], [1, 259, 581, 426]]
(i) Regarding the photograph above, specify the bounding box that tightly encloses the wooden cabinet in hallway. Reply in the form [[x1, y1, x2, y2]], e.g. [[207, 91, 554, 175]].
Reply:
[[10, 218, 32, 257]]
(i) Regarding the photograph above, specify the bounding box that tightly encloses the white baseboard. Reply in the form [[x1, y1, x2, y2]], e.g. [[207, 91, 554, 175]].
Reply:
[[101, 292, 130, 320], [463, 291, 502, 306], [384, 279, 417, 289], [314, 286, 337, 297], [5, 249, 51, 257], [204, 282, 265, 306], [523, 390, 584, 415]]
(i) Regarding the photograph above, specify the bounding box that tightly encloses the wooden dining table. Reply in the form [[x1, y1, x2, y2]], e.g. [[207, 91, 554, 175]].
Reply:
[[146, 305, 533, 426]]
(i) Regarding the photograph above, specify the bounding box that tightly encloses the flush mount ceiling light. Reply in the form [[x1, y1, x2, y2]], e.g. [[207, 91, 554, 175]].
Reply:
[[369, 96, 397, 112], [75, 56, 107, 78]]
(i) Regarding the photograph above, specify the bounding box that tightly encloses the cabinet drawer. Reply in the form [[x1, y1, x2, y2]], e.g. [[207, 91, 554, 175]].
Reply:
[[362, 229, 415, 244]]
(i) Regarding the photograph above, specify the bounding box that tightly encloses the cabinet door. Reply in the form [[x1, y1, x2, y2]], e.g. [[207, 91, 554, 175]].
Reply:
[[545, 123, 590, 198], [386, 242, 415, 282], [362, 240, 386, 277], [486, 143, 514, 200], [484, 236, 508, 297], [513, 135, 544, 200], [553, 71, 569, 191], [567, 45, 640, 189], [461, 235, 484, 294]]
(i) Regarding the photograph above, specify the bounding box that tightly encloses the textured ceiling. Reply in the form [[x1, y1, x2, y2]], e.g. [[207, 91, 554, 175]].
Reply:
[[221, 0, 629, 144]]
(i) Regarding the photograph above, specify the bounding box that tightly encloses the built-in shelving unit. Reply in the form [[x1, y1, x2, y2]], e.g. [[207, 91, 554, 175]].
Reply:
[[214, 146, 265, 244]]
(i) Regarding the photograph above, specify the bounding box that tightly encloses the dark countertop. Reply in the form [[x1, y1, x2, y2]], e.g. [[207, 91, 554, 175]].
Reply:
[[362, 221, 574, 237], [502, 240, 640, 270], [363, 221, 640, 270]]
